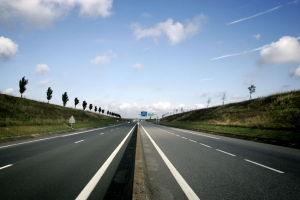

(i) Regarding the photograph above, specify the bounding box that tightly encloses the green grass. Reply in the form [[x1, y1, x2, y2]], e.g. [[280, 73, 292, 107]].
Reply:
[[160, 90, 300, 147], [160, 122, 299, 141], [0, 94, 124, 138]]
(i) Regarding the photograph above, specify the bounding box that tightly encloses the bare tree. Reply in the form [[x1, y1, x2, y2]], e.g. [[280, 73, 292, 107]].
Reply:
[[207, 97, 211, 108], [221, 93, 226, 105], [248, 85, 256, 99]]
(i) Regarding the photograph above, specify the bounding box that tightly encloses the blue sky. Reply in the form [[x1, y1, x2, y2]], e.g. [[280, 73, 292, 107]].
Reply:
[[1, 0, 300, 118]]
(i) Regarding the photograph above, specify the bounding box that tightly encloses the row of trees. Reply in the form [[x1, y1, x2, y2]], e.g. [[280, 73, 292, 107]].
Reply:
[[162, 85, 257, 118], [205, 85, 256, 107], [18, 76, 121, 118]]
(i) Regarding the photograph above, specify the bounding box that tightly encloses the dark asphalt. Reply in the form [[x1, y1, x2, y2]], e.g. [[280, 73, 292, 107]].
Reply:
[[0, 123, 136, 199], [140, 122, 300, 200]]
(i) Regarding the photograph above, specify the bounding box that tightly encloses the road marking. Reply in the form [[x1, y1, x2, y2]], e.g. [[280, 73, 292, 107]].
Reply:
[[171, 128, 220, 139], [100, 133, 104, 135], [216, 149, 236, 156], [181, 137, 187, 139], [61, 127, 105, 137], [141, 125, 200, 200], [75, 140, 84, 144], [76, 125, 136, 200], [0, 164, 13, 170], [245, 159, 284, 174], [189, 139, 197, 143], [199, 143, 212, 148]]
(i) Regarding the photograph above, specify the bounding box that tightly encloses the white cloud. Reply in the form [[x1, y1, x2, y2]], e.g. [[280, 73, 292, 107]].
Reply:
[[131, 14, 206, 45], [0, 0, 113, 29], [38, 79, 49, 86], [215, 91, 226, 97], [212, 44, 268, 60], [253, 34, 260, 40], [34, 64, 50, 74], [114, 101, 186, 118], [201, 78, 214, 81], [195, 104, 205, 109], [244, 78, 253, 85], [90, 50, 116, 65], [290, 65, 300, 79], [0, 36, 18, 61], [258, 36, 300, 65], [143, 47, 150, 51], [4, 88, 13, 95], [231, 95, 246, 101], [201, 92, 209, 97], [142, 13, 151, 18], [288, 0, 298, 5], [212, 36, 300, 61], [227, 6, 282, 25], [132, 63, 143, 70]]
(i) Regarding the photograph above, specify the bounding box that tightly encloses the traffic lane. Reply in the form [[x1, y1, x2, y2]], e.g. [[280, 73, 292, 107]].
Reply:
[[0, 123, 134, 166], [151, 124, 300, 177], [0, 125, 135, 199], [139, 124, 188, 200], [142, 123, 300, 199]]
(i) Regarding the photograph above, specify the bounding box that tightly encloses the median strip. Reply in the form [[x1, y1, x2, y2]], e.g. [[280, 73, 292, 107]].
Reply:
[[76, 125, 136, 200]]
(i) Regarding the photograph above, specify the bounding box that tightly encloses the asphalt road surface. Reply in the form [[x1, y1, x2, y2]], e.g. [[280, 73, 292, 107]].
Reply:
[[140, 122, 300, 200], [0, 122, 136, 200]]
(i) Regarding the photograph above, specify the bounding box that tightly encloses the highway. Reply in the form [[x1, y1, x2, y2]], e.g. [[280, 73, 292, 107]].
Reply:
[[140, 122, 300, 200], [0, 123, 136, 200]]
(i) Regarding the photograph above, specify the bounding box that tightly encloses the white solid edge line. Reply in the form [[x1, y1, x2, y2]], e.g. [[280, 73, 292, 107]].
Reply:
[[141, 125, 200, 200], [216, 149, 236, 157], [75, 125, 136, 200], [75, 140, 84, 144], [244, 159, 284, 174], [0, 164, 13, 170], [0, 127, 105, 149]]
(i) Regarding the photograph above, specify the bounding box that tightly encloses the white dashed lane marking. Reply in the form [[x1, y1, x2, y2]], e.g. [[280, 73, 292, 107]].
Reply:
[[245, 159, 284, 174], [0, 164, 13, 170], [216, 149, 236, 157]]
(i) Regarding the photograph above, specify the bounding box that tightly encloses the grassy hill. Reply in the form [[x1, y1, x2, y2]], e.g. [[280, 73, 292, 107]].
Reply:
[[0, 94, 123, 139], [160, 90, 300, 148]]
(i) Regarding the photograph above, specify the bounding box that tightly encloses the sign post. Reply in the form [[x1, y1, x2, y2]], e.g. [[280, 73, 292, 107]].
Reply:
[[141, 111, 147, 117], [69, 116, 75, 128]]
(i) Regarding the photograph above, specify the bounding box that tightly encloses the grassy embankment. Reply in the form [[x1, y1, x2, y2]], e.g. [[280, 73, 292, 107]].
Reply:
[[160, 90, 300, 148], [0, 94, 124, 139]]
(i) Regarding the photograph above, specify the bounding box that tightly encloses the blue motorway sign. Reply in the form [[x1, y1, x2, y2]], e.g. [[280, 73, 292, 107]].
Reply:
[[141, 111, 147, 117]]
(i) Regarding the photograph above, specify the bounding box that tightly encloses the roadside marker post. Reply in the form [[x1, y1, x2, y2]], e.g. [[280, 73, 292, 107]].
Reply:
[[69, 116, 75, 128]]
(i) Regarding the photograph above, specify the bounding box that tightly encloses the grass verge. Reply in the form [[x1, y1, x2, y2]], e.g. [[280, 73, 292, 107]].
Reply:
[[159, 122, 300, 149], [0, 120, 122, 141]]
